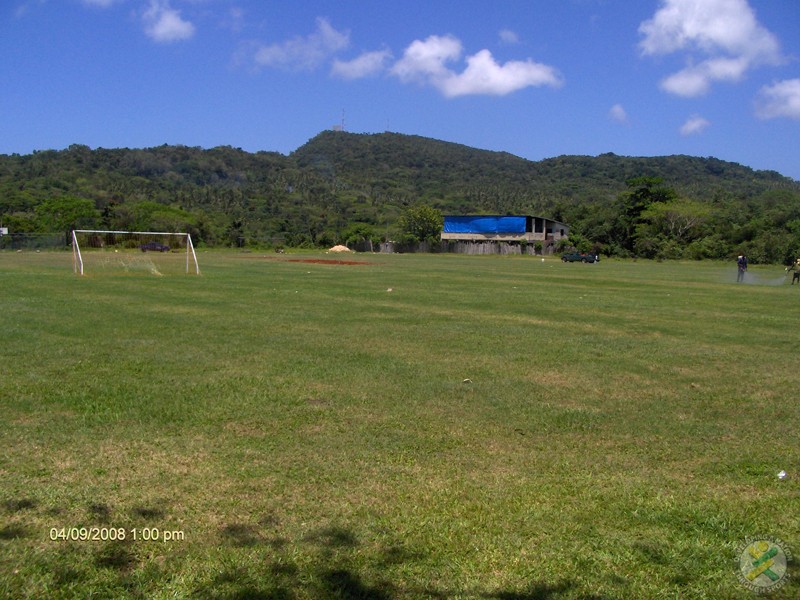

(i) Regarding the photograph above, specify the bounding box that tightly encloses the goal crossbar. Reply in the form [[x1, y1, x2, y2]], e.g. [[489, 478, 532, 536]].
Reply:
[[72, 229, 200, 276]]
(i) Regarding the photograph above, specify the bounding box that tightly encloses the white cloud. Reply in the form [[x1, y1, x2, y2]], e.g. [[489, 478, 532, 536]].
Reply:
[[391, 35, 462, 85], [82, 0, 120, 7], [253, 17, 349, 71], [143, 0, 195, 43], [14, 0, 46, 18], [755, 79, 800, 120], [332, 49, 392, 80], [499, 29, 520, 45], [239, 22, 559, 97], [221, 7, 245, 33], [444, 50, 562, 97], [609, 103, 628, 123], [639, 0, 782, 97], [680, 114, 710, 135], [661, 55, 754, 96], [390, 34, 562, 98]]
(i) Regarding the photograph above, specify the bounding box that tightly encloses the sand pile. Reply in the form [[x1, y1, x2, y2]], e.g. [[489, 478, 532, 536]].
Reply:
[[328, 245, 352, 253]]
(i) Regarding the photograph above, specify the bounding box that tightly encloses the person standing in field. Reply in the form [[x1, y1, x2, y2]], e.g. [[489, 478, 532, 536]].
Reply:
[[787, 257, 800, 285], [737, 254, 748, 282]]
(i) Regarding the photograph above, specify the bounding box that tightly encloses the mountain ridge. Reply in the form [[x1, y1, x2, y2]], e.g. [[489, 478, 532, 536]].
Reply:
[[1, 130, 799, 261], [291, 130, 799, 201]]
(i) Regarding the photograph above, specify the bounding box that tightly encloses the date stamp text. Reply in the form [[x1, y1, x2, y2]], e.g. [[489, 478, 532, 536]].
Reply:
[[49, 527, 185, 543]]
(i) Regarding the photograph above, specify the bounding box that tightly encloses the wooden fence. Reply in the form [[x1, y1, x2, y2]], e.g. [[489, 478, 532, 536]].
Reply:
[[377, 240, 554, 255]]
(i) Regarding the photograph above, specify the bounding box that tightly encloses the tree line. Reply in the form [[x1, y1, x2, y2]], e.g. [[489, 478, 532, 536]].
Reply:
[[1, 132, 799, 263]]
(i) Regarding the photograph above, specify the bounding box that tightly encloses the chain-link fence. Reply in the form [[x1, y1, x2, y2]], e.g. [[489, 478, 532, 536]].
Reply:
[[0, 233, 69, 251]]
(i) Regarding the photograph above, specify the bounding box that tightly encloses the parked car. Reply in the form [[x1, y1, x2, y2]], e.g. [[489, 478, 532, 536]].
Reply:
[[561, 252, 599, 263], [140, 241, 170, 252]]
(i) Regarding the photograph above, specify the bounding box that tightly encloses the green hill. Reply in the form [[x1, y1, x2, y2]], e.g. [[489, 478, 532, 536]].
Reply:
[[1, 131, 799, 260], [294, 130, 797, 211]]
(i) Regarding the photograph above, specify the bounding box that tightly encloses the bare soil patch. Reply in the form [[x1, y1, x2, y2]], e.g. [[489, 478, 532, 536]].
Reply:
[[288, 258, 371, 266], [240, 256, 373, 266]]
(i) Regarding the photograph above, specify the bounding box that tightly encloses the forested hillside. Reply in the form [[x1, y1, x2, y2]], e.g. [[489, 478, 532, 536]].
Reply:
[[1, 131, 799, 262]]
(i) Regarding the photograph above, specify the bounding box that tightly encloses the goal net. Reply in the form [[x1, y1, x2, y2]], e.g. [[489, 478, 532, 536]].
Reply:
[[72, 230, 200, 276]]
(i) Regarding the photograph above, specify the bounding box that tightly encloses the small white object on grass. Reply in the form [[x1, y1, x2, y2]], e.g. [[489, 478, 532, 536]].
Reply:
[[777, 470, 787, 480]]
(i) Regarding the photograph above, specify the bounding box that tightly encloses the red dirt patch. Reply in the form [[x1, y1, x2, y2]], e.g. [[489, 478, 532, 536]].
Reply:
[[239, 256, 376, 266], [288, 258, 370, 266]]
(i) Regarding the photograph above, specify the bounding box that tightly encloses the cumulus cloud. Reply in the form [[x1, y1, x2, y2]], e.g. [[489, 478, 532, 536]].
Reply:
[[755, 79, 800, 120], [390, 34, 562, 98], [221, 7, 245, 33], [332, 49, 393, 80], [680, 114, 710, 135], [609, 103, 628, 123], [392, 35, 462, 84], [14, 0, 47, 18], [143, 0, 195, 43], [239, 20, 560, 97], [253, 17, 349, 71], [499, 29, 520, 45], [639, 0, 782, 96]]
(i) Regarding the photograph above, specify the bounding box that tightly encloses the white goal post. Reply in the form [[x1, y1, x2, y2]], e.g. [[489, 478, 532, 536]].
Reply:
[[72, 230, 200, 276]]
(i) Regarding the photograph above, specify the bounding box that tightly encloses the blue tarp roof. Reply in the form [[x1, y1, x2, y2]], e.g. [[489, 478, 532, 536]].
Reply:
[[443, 215, 527, 234]]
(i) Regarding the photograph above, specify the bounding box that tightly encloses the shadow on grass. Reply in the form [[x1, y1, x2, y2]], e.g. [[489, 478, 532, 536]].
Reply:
[[320, 568, 392, 600], [3, 497, 38, 512], [302, 525, 358, 548], [131, 505, 166, 520], [94, 540, 137, 571], [483, 581, 584, 599], [4, 496, 580, 598], [221, 523, 264, 547], [0, 524, 29, 540], [88, 501, 112, 522], [192, 522, 582, 600]]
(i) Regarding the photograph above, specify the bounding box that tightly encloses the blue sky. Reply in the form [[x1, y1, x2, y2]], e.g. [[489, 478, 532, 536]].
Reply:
[[2, 0, 799, 180]]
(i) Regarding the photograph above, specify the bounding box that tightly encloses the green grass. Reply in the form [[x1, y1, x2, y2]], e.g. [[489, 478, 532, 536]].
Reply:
[[1, 250, 798, 599]]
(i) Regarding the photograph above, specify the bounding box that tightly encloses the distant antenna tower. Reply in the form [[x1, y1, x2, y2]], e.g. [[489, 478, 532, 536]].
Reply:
[[332, 109, 346, 132]]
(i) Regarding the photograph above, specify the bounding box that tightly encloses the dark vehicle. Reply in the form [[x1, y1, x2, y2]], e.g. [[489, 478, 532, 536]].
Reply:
[[140, 241, 170, 252], [561, 252, 598, 263]]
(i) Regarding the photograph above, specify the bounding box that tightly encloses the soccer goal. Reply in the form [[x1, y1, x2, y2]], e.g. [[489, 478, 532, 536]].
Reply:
[[72, 230, 200, 276]]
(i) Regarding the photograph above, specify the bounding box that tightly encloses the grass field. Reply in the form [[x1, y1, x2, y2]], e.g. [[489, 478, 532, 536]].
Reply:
[[1, 250, 798, 599]]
